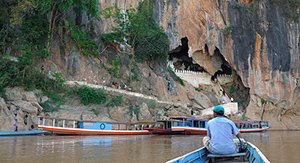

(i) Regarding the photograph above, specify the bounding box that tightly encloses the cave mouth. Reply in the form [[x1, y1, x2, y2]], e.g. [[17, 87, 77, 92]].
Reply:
[[211, 48, 232, 80], [168, 38, 250, 110], [211, 47, 250, 111], [168, 37, 207, 72]]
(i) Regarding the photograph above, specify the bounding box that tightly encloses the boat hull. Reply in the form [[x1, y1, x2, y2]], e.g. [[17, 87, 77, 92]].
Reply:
[[170, 126, 269, 135], [172, 126, 207, 135], [38, 125, 151, 135], [144, 128, 175, 135], [0, 130, 47, 136], [240, 127, 269, 133], [148, 127, 268, 135], [166, 142, 270, 163], [151, 117, 269, 135]]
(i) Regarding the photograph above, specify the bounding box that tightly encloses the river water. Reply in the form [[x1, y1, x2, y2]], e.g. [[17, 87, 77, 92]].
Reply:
[[0, 131, 299, 163]]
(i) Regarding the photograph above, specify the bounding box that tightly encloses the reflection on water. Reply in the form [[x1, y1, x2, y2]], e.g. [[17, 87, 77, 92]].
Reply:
[[242, 131, 300, 163], [0, 135, 202, 163], [0, 131, 299, 163]]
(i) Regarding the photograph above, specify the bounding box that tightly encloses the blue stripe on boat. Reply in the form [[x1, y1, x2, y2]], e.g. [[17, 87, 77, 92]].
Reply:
[[0, 130, 47, 136], [165, 147, 208, 163]]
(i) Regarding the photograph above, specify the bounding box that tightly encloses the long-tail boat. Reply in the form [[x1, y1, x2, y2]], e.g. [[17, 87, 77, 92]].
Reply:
[[144, 116, 207, 135], [166, 141, 270, 163], [0, 130, 47, 136], [37, 116, 156, 135], [146, 116, 269, 135], [235, 120, 269, 133]]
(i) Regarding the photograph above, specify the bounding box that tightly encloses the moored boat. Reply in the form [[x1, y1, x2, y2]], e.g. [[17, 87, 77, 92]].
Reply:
[[144, 120, 173, 134], [165, 141, 270, 163], [147, 116, 269, 135], [169, 116, 208, 135], [144, 116, 208, 135], [235, 120, 269, 133], [0, 129, 47, 136], [37, 116, 156, 135]]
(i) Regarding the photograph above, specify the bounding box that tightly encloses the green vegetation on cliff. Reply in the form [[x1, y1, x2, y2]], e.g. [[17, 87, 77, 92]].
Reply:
[[0, 0, 99, 93], [77, 86, 107, 105], [101, 0, 170, 62], [0, 0, 170, 112]]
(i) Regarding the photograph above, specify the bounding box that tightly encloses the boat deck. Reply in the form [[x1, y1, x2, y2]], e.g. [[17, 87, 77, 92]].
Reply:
[[208, 153, 248, 163], [209, 158, 248, 163]]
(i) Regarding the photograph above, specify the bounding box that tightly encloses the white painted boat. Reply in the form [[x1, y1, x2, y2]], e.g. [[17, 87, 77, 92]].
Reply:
[[37, 116, 155, 135]]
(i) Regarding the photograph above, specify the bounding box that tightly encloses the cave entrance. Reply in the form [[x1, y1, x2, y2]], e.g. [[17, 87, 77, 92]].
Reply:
[[168, 37, 206, 72], [211, 48, 232, 79], [210, 47, 250, 111]]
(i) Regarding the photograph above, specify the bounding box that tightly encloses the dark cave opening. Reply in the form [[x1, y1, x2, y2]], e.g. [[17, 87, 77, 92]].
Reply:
[[211, 47, 250, 111], [211, 48, 232, 80], [168, 38, 250, 110], [168, 37, 207, 72]]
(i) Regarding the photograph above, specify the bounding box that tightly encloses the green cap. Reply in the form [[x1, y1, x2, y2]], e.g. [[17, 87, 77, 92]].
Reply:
[[213, 105, 224, 115]]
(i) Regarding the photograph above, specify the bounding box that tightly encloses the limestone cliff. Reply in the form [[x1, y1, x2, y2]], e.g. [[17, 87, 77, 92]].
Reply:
[[21, 0, 299, 130], [93, 0, 300, 129], [148, 0, 300, 129]]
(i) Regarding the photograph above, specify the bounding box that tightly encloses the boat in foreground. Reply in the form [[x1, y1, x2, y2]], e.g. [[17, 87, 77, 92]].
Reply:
[[165, 141, 270, 163], [0, 130, 47, 136], [37, 116, 156, 135]]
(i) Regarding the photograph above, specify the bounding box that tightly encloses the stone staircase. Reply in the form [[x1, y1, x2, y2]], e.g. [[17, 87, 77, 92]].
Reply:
[[65, 80, 238, 117], [65, 81, 189, 108]]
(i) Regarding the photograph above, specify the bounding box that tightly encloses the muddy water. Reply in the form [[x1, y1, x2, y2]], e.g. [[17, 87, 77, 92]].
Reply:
[[0, 131, 299, 163]]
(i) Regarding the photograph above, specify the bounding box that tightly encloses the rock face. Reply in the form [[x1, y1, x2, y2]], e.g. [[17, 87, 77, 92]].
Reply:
[[36, 0, 299, 129], [0, 98, 15, 131], [0, 88, 44, 131], [96, 0, 300, 129], [0, 84, 219, 131], [151, 0, 299, 129]]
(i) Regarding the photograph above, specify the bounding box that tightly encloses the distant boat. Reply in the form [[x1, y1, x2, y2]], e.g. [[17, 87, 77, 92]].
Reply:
[[169, 116, 208, 135], [144, 120, 173, 134], [0, 130, 47, 136], [37, 116, 156, 135], [166, 141, 270, 163], [144, 116, 207, 135], [146, 116, 269, 135], [235, 120, 269, 133]]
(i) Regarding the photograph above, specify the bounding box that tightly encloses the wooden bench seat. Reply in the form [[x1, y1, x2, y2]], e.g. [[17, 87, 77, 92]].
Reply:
[[207, 152, 247, 163]]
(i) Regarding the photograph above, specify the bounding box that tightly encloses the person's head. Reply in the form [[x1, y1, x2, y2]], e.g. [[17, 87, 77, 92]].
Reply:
[[213, 105, 225, 117]]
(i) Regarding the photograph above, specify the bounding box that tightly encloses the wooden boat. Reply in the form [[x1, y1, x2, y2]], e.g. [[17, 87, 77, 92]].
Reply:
[[169, 116, 208, 135], [144, 116, 207, 135], [144, 118, 197, 135], [37, 116, 156, 135], [166, 141, 270, 163], [235, 120, 269, 133], [144, 120, 173, 134], [0, 130, 47, 136], [147, 116, 269, 135]]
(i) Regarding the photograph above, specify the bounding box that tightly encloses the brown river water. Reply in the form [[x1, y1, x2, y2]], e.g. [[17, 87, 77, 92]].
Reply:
[[0, 131, 299, 163]]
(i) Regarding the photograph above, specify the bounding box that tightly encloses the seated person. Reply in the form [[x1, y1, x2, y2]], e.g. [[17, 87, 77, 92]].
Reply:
[[203, 105, 241, 154]]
